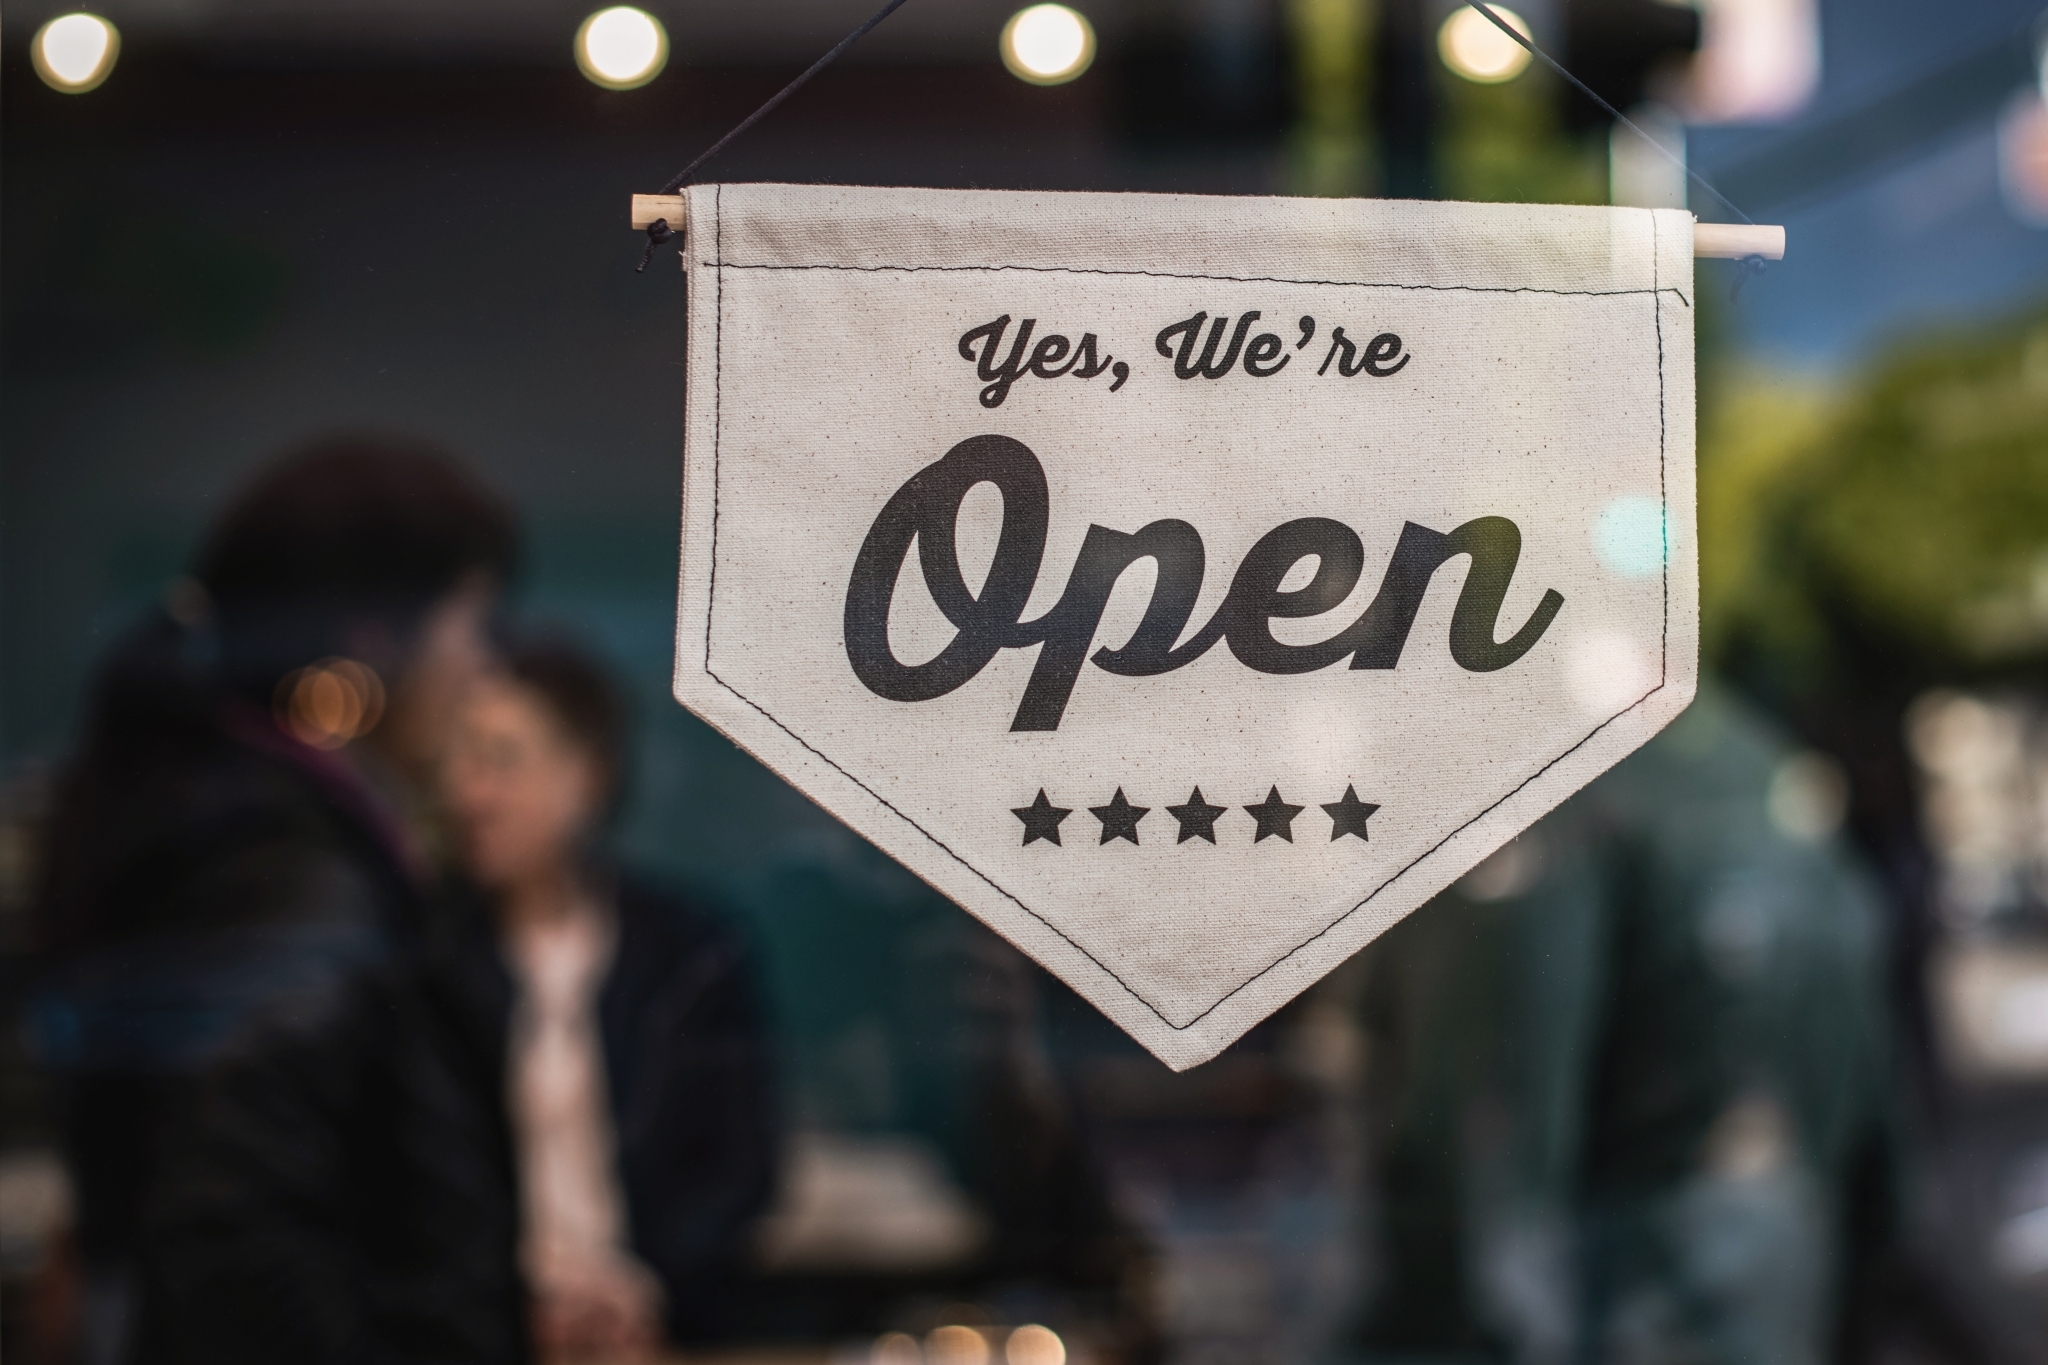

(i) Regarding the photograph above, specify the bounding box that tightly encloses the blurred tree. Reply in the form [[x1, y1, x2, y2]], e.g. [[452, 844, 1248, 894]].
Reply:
[[1435, 62, 1606, 206], [1705, 312, 2048, 687], [1701, 304, 2048, 1212], [1697, 369, 1836, 674], [1287, 0, 1375, 197], [1293, 0, 1607, 204]]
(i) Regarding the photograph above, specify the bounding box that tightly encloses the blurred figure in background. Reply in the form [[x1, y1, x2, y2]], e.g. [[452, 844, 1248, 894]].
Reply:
[[137, 636, 774, 1364], [29, 436, 514, 1364], [1340, 685, 1973, 1364], [439, 639, 778, 1357]]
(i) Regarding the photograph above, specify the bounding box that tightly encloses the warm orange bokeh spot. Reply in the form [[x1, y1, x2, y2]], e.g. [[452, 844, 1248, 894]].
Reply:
[[277, 658, 386, 749]]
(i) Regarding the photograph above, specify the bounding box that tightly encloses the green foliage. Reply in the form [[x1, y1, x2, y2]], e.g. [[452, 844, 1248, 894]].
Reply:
[[1435, 66, 1607, 207], [1281, 0, 1604, 204], [1286, 0, 1377, 197], [1697, 370, 1835, 670], [1702, 305, 2048, 685]]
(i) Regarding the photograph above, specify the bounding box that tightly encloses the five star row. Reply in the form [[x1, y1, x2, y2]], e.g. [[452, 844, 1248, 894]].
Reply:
[[1013, 785, 1380, 847]]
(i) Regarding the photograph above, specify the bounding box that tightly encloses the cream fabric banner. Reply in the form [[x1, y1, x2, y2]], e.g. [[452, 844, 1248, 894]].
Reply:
[[674, 184, 1697, 1071]]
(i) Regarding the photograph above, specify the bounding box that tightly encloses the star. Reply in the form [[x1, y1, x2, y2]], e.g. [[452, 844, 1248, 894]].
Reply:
[[1245, 786, 1304, 843], [1322, 785, 1380, 841], [1013, 789, 1071, 846], [1090, 787, 1149, 845], [1165, 787, 1227, 844]]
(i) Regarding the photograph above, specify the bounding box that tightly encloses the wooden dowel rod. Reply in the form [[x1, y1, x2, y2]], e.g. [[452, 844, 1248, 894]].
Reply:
[[1693, 222, 1785, 260], [630, 194, 1784, 260], [632, 194, 686, 230]]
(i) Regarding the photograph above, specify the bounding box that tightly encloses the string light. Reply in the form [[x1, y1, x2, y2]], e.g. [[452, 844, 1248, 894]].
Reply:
[[1000, 4, 1095, 86], [576, 6, 668, 91], [32, 13, 119, 94], [1438, 5, 1532, 84]]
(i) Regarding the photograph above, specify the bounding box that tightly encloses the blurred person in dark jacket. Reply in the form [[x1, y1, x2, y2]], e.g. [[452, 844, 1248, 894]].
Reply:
[[29, 435, 515, 1364], [436, 639, 778, 1357], [141, 640, 776, 1365]]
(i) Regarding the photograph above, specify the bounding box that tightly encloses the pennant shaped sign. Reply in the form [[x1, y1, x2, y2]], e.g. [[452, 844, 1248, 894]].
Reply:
[[674, 184, 1696, 1070]]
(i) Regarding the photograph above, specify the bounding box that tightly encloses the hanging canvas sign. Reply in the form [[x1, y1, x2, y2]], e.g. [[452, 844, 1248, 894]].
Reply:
[[673, 184, 1697, 1070]]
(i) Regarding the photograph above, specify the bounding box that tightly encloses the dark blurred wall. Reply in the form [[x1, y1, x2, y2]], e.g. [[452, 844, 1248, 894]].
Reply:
[[0, 44, 1282, 883]]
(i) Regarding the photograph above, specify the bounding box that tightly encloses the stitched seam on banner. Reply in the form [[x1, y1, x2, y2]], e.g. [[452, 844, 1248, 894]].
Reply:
[[700, 260, 1672, 1035], [706, 259, 1694, 305], [1168, 681, 1668, 1029], [701, 201, 1199, 1024], [703, 665, 1166, 1019], [1657, 216, 1670, 682], [706, 187, 724, 672], [1162, 220, 1678, 1031], [705, 658, 1661, 1033]]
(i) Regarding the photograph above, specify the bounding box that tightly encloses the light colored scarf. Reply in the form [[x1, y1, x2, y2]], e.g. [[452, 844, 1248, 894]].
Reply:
[[504, 908, 647, 1300]]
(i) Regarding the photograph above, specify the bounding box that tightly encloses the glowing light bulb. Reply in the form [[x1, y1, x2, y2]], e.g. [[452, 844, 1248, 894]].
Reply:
[[1001, 4, 1096, 86], [1438, 5, 1532, 84], [33, 13, 119, 94], [576, 6, 668, 91]]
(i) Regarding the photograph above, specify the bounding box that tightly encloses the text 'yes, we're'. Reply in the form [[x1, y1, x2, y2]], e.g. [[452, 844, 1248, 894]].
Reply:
[[958, 312, 1414, 409]]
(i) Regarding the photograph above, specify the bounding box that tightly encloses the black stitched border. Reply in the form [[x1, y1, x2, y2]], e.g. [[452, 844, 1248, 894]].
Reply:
[[702, 257, 1694, 308], [693, 204, 1678, 1035], [1657, 215, 1671, 679], [704, 186, 725, 673]]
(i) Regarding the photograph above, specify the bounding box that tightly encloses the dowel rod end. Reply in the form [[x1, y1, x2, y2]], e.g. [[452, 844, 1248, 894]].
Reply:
[[632, 194, 687, 231], [1694, 222, 1785, 260]]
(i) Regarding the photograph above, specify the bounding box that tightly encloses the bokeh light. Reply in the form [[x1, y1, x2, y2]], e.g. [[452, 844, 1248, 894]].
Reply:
[[1000, 4, 1096, 86], [871, 1332, 923, 1365], [277, 659, 386, 750], [1437, 5, 1532, 84], [925, 1325, 990, 1365], [1594, 495, 1671, 578], [1566, 629, 1658, 718], [1767, 750, 1849, 843], [32, 13, 120, 94], [1004, 1325, 1066, 1365], [1682, 0, 1819, 123], [1999, 94, 2048, 227], [576, 6, 669, 90]]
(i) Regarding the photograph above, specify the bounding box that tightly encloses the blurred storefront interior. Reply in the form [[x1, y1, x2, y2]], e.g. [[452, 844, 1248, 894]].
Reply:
[[7, 0, 2048, 1361]]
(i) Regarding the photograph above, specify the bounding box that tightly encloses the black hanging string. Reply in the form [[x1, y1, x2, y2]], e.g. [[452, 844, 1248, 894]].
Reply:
[[1730, 252, 1768, 300], [1468, 1, 1752, 225], [638, 0, 1768, 290], [637, 0, 917, 270], [1466, 1, 1770, 294]]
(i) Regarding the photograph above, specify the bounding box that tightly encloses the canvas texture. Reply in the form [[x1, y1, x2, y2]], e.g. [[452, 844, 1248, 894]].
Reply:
[[674, 183, 1698, 1071]]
